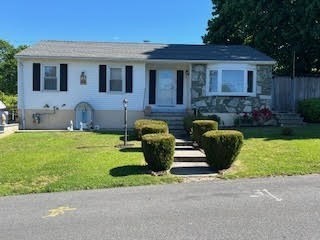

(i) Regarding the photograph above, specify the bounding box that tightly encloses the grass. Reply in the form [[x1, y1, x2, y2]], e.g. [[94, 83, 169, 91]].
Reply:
[[0, 131, 180, 196], [1, 125, 320, 196], [223, 124, 320, 179]]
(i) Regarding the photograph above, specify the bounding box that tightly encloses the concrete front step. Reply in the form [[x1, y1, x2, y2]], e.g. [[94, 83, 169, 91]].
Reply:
[[147, 116, 185, 121], [279, 119, 304, 124], [168, 123, 185, 128], [175, 139, 193, 146], [146, 112, 186, 134], [170, 127, 184, 131], [278, 117, 304, 121], [275, 112, 305, 126], [278, 120, 304, 125], [170, 162, 217, 177], [175, 145, 194, 150], [174, 149, 206, 162], [275, 112, 300, 116], [149, 111, 186, 116], [278, 116, 304, 120]]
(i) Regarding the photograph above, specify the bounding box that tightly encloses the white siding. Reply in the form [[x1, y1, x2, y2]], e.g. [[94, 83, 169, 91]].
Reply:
[[19, 59, 146, 111]]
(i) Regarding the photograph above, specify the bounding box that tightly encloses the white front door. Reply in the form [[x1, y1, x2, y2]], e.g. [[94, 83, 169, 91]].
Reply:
[[157, 70, 175, 106]]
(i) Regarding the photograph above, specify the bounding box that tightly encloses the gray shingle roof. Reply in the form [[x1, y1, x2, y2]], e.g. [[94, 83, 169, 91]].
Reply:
[[16, 40, 275, 62]]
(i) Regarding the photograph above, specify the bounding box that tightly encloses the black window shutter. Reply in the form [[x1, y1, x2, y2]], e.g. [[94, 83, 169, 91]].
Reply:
[[247, 71, 254, 93], [149, 70, 156, 104], [176, 70, 184, 104], [99, 65, 107, 92], [33, 63, 41, 91], [125, 66, 133, 93], [60, 64, 68, 91]]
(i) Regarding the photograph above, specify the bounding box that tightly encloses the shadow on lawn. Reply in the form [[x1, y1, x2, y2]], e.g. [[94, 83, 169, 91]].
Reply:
[[76, 145, 113, 149], [110, 165, 148, 177], [92, 130, 123, 135], [119, 147, 142, 153], [119, 135, 137, 141]]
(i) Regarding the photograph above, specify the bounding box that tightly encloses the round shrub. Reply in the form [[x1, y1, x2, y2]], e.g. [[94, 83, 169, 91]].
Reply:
[[141, 123, 169, 136], [142, 133, 175, 171], [298, 98, 320, 123], [134, 119, 168, 140], [202, 130, 244, 170], [192, 120, 218, 147], [183, 114, 220, 135]]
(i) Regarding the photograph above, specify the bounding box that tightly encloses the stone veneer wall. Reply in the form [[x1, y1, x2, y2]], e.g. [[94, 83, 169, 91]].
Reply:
[[191, 64, 273, 114]]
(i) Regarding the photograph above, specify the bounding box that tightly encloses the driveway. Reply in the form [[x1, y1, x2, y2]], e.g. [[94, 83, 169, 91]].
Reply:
[[1, 175, 320, 240]]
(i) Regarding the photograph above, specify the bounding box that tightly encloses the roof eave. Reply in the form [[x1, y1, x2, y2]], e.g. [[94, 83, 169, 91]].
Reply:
[[15, 55, 147, 62], [15, 55, 276, 65], [146, 59, 276, 65]]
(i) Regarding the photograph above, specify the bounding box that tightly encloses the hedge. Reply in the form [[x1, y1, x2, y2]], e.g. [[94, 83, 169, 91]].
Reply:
[[183, 114, 220, 135], [141, 133, 175, 171], [134, 119, 168, 140], [298, 98, 320, 123], [202, 130, 243, 170], [192, 120, 218, 147], [141, 124, 169, 136]]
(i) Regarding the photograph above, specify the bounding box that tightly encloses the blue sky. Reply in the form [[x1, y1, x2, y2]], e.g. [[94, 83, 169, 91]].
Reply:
[[0, 0, 212, 46]]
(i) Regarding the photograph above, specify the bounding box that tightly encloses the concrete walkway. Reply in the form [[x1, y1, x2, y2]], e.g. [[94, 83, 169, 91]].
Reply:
[[171, 138, 217, 177]]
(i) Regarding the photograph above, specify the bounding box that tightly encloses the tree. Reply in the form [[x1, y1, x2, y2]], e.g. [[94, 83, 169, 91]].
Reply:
[[203, 0, 320, 75], [0, 40, 27, 94]]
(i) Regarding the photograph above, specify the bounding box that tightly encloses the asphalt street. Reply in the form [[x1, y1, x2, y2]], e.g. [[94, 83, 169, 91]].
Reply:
[[1, 175, 320, 240]]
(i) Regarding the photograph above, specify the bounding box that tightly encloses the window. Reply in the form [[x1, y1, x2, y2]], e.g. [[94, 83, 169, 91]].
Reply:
[[109, 67, 123, 92], [44, 66, 58, 90], [206, 64, 256, 96], [209, 70, 218, 92], [222, 70, 244, 92]]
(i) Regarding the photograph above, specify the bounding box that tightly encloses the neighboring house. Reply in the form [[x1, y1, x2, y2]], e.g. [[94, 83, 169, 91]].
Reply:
[[16, 40, 275, 129]]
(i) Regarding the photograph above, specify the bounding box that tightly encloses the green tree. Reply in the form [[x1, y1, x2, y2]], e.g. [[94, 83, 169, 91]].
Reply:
[[0, 40, 27, 94], [203, 0, 320, 75]]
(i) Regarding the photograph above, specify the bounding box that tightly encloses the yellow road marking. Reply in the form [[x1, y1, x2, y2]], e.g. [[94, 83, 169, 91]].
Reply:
[[42, 206, 76, 218]]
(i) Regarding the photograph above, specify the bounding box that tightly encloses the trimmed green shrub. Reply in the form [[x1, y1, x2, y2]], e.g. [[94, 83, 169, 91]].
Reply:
[[134, 119, 168, 140], [142, 133, 175, 171], [141, 123, 169, 136], [202, 130, 244, 170], [298, 98, 320, 123], [183, 114, 220, 135], [281, 127, 294, 136], [192, 120, 218, 147]]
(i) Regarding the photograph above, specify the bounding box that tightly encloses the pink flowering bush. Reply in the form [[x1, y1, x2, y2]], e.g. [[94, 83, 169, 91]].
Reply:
[[252, 107, 272, 124]]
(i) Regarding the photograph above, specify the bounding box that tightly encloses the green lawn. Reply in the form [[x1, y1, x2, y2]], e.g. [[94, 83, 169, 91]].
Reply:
[[0, 131, 180, 196], [1, 125, 320, 196], [224, 124, 320, 178]]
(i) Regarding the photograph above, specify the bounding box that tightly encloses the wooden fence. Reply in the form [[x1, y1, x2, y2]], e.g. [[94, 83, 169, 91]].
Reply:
[[272, 76, 320, 112]]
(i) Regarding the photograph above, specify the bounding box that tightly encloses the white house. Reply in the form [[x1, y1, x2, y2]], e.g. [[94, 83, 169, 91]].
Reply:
[[16, 40, 275, 130]]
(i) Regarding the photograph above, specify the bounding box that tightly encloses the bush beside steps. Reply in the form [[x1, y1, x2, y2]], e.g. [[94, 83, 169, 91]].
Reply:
[[202, 130, 244, 171], [134, 119, 168, 140], [183, 114, 220, 135], [142, 133, 175, 172], [192, 120, 218, 147]]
